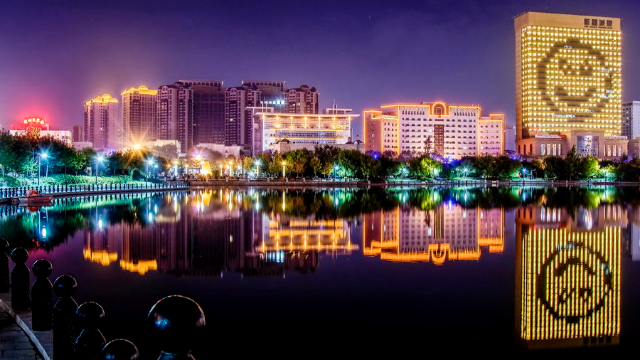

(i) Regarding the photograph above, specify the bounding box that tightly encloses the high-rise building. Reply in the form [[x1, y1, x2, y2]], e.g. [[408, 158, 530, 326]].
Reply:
[[363, 101, 505, 159], [179, 80, 226, 149], [157, 83, 194, 153], [83, 94, 120, 149], [225, 84, 261, 146], [515, 12, 624, 158], [72, 125, 83, 142], [622, 101, 640, 140], [285, 85, 319, 114], [121, 86, 158, 146]]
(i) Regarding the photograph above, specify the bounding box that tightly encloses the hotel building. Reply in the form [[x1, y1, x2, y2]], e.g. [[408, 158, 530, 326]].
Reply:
[[9, 117, 73, 147], [363, 101, 505, 159], [83, 94, 120, 149], [252, 107, 359, 155], [514, 12, 626, 159], [121, 85, 158, 146]]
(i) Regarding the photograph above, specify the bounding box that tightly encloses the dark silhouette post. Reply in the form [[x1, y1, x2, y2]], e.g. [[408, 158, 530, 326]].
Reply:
[[147, 295, 206, 360], [75, 301, 106, 360], [31, 259, 53, 330], [53, 275, 79, 359], [10, 247, 30, 310], [0, 238, 9, 293], [101, 339, 139, 360]]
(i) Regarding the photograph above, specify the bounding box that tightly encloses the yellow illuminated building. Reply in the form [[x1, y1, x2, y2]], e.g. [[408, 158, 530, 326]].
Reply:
[[515, 12, 623, 156], [121, 85, 158, 146], [516, 205, 621, 349], [363, 206, 504, 265], [84, 93, 120, 149]]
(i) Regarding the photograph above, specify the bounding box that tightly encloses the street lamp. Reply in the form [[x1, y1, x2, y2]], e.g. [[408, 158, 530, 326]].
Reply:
[[462, 167, 469, 180], [334, 164, 339, 181], [282, 161, 286, 179], [95, 155, 104, 185], [145, 158, 155, 184], [173, 160, 179, 178], [228, 161, 234, 177], [38, 152, 48, 186], [254, 160, 262, 179]]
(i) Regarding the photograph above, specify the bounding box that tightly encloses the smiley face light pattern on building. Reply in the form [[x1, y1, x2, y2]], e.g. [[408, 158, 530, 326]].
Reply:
[[520, 26, 621, 136]]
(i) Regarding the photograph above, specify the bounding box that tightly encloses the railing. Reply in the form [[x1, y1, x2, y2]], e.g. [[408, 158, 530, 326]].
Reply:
[[0, 182, 189, 199], [1, 241, 204, 360]]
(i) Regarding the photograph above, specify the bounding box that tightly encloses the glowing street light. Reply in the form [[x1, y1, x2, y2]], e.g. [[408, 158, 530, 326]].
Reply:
[[95, 154, 104, 185], [334, 164, 339, 181], [254, 159, 262, 179], [145, 158, 155, 184], [462, 167, 470, 180], [38, 152, 48, 185], [282, 161, 286, 179]]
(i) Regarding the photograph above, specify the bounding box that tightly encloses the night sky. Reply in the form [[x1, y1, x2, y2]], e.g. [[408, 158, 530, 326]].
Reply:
[[2, 0, 639, 144]]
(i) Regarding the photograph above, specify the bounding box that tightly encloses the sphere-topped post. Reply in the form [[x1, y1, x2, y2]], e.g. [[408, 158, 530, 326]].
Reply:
[[53, 275, 79, 359], [10, 247, 30, 310], [75, 301, 106, 360], [31, 259, 53, 330], [101, 339, 139, 360], [0, 238, 9, 293], [147, 295, 206, 360]]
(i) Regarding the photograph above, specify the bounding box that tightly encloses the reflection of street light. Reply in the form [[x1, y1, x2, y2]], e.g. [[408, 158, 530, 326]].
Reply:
[[282, 161, 286, 179], [95, 155, 104, 185], [38, 152, 48, 185]]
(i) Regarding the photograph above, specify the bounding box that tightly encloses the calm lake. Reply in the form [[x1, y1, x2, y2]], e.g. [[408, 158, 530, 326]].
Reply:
[[2, 186, 640, 358]]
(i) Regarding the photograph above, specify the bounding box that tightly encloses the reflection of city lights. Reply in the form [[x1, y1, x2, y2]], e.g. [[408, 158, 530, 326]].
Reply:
[[41, 227, 47, 238], [148, 212, 153, 222], [98, 219, 103, 229]]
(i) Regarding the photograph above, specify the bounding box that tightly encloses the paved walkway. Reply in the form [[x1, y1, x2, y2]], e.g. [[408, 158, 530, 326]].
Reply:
[[0, 293, 50, 360]]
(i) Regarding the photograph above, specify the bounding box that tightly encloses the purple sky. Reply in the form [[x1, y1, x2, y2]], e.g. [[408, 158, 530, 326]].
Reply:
[[1, 0, 639, 144]]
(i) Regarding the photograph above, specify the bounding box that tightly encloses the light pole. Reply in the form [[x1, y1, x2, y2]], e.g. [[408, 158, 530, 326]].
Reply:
[[334, 165, 339, 181], [462, 167, 469, 180], [282, 161, 286, 179], [145, 158, 154, 185], [38, 152, 48, 186], [254, 160, 261, 179], [95, 155, 104, 185], [173, 160, 179, 178]]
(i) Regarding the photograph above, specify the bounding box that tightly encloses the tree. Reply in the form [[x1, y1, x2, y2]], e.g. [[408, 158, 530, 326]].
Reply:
[[564, 145, 581, 180], [310, 157, 322, 178]]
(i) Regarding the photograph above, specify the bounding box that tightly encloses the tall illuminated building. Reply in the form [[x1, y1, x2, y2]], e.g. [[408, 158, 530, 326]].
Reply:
[[157, 82, 194, 153], [515, 12, 626, 158], [121, 85, 158, 146], [181, 80, 226, 148], [84, 94, 120, 149]]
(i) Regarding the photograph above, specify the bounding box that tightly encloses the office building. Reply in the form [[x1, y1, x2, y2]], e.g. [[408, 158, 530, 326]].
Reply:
[[363, 101, 505, 159], [121, 85, 157, 146], [180, 80, 226, 149], [10, 117, 73, 146], [84, 94, 120, 149], [515, 12, 625, 159]]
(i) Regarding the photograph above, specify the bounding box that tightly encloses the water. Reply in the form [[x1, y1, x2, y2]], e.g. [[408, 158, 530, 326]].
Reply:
[[2, 186, 640, 358]]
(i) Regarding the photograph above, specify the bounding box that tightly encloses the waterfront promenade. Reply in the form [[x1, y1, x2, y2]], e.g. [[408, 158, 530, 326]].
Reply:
[[0, 293, 49, 360]]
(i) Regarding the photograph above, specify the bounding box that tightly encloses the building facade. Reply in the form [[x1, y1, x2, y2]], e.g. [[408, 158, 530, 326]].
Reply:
[[180, 80, 227, 148], [363, 101, 505, 159], [84, 94, 120, 149], [515, 12, 625, 159], [622, 101, 640, 140], [121, 85, 158, 146], [157, 83, 194, 153], [10, 116, 73, 146], [72, 125, 83, 142], [252, 108, 359, 155]]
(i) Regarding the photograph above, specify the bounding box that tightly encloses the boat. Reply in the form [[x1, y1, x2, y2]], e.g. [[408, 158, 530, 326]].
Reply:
[[11, 190, 54, 206]]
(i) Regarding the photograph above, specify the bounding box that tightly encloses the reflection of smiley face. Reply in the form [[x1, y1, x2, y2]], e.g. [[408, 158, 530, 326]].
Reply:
[[537, 242, 612, 324], [538, 38, 612, 115]]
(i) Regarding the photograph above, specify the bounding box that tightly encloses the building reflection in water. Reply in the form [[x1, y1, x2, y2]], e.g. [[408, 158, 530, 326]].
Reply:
[[363, 203, 504, 264], [82, 190, 357, 278], [516, 204, 624, 349]]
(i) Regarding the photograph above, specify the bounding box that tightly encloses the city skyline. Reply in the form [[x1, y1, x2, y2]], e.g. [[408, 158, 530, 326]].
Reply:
[[2, 0, 640, 145]]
